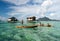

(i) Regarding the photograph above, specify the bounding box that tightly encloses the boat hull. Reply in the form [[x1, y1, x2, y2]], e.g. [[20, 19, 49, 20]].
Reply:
[[16, 25, 37, 28]]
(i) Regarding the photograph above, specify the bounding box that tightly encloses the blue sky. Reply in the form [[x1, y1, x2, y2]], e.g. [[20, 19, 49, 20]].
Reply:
[[0, 0, 60, 20]]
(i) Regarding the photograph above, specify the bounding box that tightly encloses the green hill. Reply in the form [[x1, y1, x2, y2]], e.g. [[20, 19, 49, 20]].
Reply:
[[37, 17, 60, 21]]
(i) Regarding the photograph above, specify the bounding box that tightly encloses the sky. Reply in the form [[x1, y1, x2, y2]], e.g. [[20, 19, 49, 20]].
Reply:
[[0, 0, 60, 21]]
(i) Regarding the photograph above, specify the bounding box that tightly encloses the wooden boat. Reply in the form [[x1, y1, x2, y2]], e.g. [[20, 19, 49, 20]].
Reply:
[[16, 24, 52, 28], [16, 25, 38, 28]]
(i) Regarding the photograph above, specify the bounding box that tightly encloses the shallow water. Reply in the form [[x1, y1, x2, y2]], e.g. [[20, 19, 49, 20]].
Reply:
[[0, 21, 60, 41]]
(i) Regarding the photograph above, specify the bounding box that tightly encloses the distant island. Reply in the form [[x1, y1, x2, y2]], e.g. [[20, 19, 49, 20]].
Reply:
[[37, 17, 60, 21]]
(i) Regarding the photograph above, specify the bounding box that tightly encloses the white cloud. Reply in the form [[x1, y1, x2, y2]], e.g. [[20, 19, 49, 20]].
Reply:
[[8, 5, 41, 16], [11, 1, 52, 13], [46, 0, 60, 20], [1, 0, 60, 20], [33, 0, 44, 4], [6, 0, 58, 20], [38, 0, 53, 17], [46, 12, 60, 20], [33, 0, 42, 2], [41, 0, 53, 7], [49, 13, 55, 16], [3, 0, 44, 5], [3, 0, 29, 5]]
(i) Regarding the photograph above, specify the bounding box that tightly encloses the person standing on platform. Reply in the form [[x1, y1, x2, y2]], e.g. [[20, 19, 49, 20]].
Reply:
[[21, 19, 24, 25]]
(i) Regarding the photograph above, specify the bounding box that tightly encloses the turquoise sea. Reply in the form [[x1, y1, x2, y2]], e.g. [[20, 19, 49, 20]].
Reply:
[[0, 21, 60, 41]]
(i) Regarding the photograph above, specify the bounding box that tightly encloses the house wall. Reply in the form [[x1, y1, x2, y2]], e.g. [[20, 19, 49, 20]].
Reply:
[[27, 16, 36, 21]]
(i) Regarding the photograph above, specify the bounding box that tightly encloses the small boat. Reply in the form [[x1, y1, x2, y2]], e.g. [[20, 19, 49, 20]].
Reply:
[[16, 25, 38, 28]]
